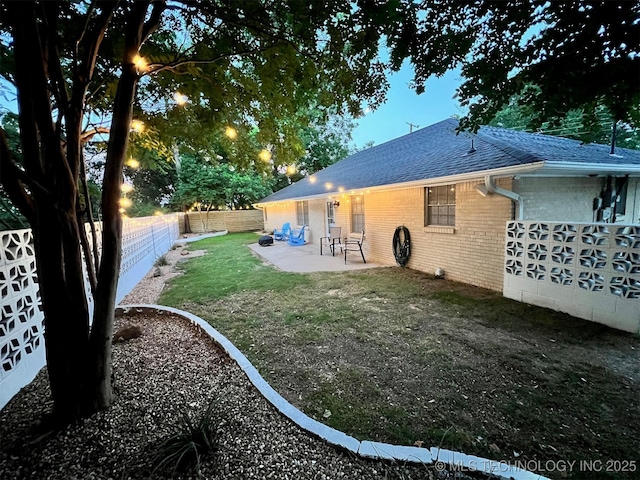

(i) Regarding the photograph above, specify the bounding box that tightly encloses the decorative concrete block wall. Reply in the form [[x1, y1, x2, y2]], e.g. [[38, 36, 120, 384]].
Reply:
[[0, 229, 46, 412], [503, 221, 640, 333], [0, 214, 180, 409]]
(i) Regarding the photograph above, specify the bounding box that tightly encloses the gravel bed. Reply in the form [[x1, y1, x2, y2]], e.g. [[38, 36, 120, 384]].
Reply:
[[119, 235, 207, 305]]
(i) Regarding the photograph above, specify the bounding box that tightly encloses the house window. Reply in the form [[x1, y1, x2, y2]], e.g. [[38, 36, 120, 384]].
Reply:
[[425, 185, 456, 226], [296, 201, 309, 225], [351, 195, 365, 233]]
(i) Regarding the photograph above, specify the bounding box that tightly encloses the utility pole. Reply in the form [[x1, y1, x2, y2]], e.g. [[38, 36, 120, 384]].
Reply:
[[406, 122, 419, 133]]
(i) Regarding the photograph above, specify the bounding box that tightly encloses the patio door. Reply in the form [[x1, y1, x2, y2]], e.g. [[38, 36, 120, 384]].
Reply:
[[326, 201, 335, 236]]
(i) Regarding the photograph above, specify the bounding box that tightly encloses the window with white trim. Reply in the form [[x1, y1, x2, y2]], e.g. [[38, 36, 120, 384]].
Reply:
[[351, 195, 365, 233], [425, 185, 456, 226], [296, 201, 309, 225]]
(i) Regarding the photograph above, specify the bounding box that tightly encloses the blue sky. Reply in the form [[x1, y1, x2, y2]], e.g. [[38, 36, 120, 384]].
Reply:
[[350, 63, 466, 149]]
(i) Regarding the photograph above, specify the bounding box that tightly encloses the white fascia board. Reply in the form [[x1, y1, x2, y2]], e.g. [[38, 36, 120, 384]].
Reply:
[[256, 161, 640, 206], [256, 163, 547, 206], [519, 161, 640, 177]]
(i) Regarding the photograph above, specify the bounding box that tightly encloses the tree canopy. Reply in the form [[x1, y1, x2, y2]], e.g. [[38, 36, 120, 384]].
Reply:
[[408, 0, 639, 132], [490, 94, 640, 150]]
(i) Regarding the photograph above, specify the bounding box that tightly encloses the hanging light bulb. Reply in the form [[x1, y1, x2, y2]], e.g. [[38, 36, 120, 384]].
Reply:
[[131, 120, 145, 133], [258, 149, 272, 162], [225, 126, 237, 139], [133, 54, 149, 72], [173, 91, 188, 105]]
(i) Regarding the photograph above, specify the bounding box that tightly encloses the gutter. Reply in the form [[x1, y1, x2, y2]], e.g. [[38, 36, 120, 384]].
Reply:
[[484, 175, 523, 220], [526, 161, 640, 176]]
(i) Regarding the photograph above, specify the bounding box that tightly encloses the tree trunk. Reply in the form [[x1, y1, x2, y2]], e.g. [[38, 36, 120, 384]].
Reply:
[[87, 7, 147, 410], [2, 0, 162, 424], [32, 204, 91, 423]]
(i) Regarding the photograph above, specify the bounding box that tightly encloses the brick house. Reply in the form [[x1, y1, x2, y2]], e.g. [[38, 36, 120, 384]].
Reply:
[[256, 119, 640, 331]]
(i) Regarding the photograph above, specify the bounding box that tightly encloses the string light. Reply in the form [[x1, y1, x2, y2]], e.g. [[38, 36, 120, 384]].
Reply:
[[173, 91, 188, 105], [133, 54, 149, 72], [259, 149, 272, 162], [131, 120, 145, 133], [126, 158, 140, 169], [225, 126, 237, 139]]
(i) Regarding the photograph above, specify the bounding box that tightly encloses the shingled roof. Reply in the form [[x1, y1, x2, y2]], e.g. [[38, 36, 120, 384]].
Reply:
[[259, 118, 640, 204]]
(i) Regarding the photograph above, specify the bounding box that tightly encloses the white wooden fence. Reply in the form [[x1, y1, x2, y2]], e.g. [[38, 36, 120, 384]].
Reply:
[[0, 214, 180, 409]]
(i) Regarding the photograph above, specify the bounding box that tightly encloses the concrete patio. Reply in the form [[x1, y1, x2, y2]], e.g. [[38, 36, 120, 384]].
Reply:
[[248, 238, 381, 273]]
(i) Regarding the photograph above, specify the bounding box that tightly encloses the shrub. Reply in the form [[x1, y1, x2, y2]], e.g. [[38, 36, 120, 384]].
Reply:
[[151, 400, 220, 477], [154, 255, 169, 267]]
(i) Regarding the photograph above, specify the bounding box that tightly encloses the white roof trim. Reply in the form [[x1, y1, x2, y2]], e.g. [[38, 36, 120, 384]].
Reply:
[[529, 161, 640, 176], [256, 160, 640, 206], [256, 163, 545, 205]]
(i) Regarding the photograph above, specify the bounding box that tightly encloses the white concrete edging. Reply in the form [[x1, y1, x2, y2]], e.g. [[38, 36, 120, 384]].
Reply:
[[117, 304, 549, 480], [174, 230, 228, 243]]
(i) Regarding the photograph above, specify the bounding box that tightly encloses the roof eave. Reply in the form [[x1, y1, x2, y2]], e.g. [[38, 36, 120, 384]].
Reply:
[[256, 163, 546, 206], [523, 161, 640, 177], [256, 160, 640, 206]]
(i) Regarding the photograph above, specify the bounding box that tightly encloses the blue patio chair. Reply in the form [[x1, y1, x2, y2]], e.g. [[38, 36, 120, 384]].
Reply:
[[273, 222, 291, 241], [288, 225, 307, 246]]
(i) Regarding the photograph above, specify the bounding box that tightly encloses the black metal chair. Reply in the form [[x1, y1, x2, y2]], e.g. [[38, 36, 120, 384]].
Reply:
[[320, 226, 342, 256], [344, 231, 365, 264]]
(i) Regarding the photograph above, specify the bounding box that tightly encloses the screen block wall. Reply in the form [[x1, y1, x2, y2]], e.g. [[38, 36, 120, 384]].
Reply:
[[504, 221, 639, 333]]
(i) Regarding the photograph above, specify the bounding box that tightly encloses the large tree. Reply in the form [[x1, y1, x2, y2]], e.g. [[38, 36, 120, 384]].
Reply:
[[0, 0, 410, 424]]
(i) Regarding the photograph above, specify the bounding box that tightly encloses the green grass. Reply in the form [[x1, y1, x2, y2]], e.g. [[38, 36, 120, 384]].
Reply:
[[159, 233, 309, 305]]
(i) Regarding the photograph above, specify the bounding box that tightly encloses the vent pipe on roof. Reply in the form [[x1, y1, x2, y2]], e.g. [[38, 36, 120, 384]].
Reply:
[[484, 175, 523, 220], [610, 121, 617, 155]]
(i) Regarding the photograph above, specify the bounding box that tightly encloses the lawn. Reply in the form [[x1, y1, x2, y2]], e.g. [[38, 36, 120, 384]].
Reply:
[[160, 233, 640, 480]]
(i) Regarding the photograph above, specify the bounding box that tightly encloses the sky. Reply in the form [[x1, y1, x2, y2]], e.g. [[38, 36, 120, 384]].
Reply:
[[350, 62, 466, 149]]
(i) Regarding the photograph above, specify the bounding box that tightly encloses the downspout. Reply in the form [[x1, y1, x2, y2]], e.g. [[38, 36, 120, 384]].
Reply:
[[485, 175, 524, 220]]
